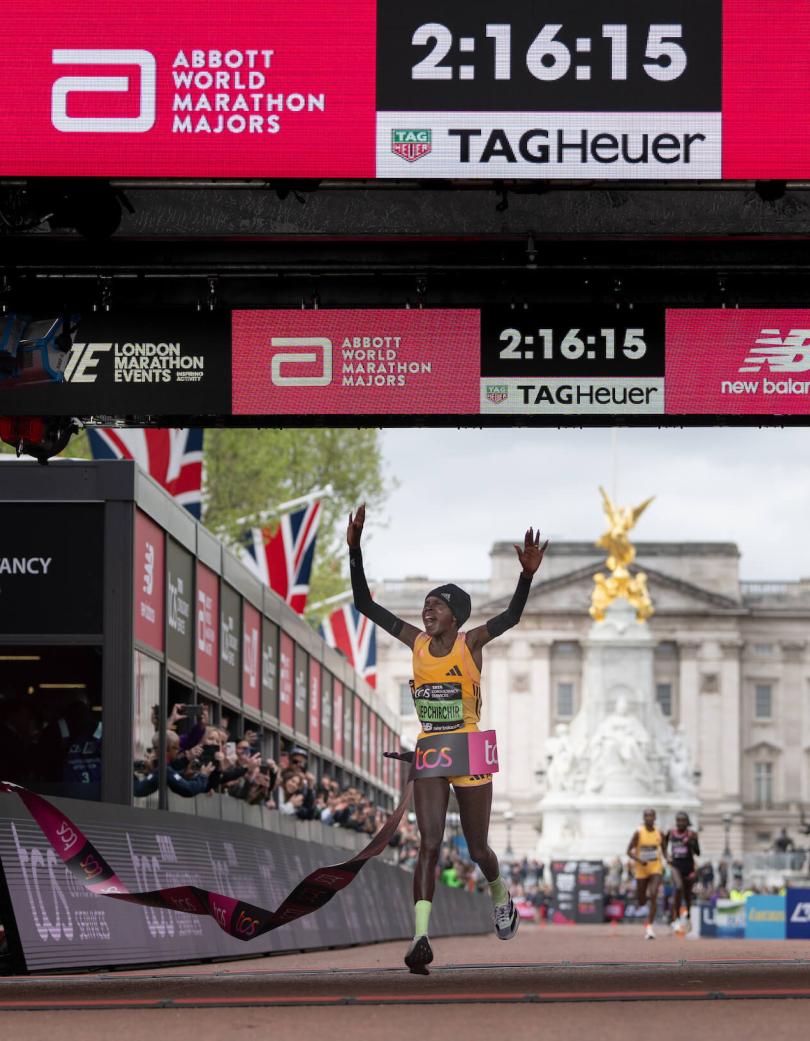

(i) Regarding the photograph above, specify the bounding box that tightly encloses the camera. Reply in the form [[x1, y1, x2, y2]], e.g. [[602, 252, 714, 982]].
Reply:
[[0, 314, 77, 387]]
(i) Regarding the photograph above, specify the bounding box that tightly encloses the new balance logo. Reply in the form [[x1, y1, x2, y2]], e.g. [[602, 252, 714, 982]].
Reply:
[[741, 329, 810, 373], [446, 665, 462, 677]]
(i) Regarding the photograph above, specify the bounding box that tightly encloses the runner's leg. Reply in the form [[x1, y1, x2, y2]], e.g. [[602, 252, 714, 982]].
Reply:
[[454, 781, 500, 884], [455, 781, 518, 940], [413, 776, 451, 903], [647, 874, 661, 926], [406, 777, 450, 973], [670, 866, 684, 923]]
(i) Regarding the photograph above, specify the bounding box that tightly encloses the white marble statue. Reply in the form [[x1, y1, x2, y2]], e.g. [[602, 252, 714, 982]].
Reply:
[[584, 695, 653, 793]]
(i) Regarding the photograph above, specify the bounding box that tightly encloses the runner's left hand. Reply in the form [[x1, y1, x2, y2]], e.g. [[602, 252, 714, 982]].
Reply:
[[514, 527, 548, 575]]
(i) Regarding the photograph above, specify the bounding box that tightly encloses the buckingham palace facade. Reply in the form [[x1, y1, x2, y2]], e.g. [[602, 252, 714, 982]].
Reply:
[[372, 542, 810, 861]]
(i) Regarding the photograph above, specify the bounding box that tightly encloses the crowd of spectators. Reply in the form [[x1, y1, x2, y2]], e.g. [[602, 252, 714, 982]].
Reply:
[[132, 703, 419, 860], [433, 847, 810, 922]]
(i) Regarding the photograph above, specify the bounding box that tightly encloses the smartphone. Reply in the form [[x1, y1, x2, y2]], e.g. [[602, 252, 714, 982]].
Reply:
[[224, 741, 236, 758], [199, 745, 218, 766], [175, 703, 204, 735]]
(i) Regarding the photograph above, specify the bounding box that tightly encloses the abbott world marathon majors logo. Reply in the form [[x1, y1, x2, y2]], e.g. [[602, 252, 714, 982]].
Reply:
[[50, 48, 326, 138], [269, 336, 432, 389]]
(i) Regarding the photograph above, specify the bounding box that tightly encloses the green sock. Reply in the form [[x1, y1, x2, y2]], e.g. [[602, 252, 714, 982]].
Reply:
[[488, 876, 509, 906], [414, 900, 432, 939]]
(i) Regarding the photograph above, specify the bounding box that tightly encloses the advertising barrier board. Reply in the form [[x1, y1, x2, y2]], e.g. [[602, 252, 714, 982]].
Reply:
[[550, 859, 604, 923], [714, 898, 746, 939], [697, 901, 716, 937], [745, 894, 786, 940], [3, 2, 810, 179], [786, 887, 810, 940], [0, 791, 489, 972]]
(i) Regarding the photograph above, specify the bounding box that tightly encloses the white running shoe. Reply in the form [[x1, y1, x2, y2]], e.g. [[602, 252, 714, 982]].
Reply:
[[645, 924, 655, 940], [493, 895, 520, 940], [404, 934, 433, 974]]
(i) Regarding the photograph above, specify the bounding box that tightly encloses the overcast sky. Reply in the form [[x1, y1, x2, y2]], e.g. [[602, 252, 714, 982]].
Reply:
[[359, 427, 810, 583]]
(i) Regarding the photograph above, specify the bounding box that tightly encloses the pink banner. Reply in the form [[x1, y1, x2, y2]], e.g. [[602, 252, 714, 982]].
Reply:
[[279, 631, 294, 729], [666, 309, 810, 415], [722, 1, 810, 178], [0, 1, 375, 177], [134, 510, 164, 652], [353, 697, 363, 769], [309, 660, 321, 746], [242, 602, 261, 711], [195, 563, 219, 686], [231, 310, 480, 415], [332, 679, 344, 759]]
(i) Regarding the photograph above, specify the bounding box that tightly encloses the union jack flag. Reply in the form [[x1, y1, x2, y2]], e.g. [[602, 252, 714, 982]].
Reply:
[[87, 428, 204, 519], [240, 500, 321, 615], [320, 601, 377, 689]]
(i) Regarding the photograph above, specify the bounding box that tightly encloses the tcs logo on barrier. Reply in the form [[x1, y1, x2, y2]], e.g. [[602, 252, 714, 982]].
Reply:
[[51, 49, 156, 133]]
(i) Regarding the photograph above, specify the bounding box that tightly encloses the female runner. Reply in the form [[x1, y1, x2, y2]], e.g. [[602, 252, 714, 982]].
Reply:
[[665, 811, 701, 933], [347, 504, 547, 973]]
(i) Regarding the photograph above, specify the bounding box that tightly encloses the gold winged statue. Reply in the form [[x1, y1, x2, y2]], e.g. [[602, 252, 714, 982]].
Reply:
[[590, 486, 655, 622]]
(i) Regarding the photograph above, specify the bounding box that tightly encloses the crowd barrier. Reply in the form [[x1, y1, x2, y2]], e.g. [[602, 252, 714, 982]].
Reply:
[[691, 889, 810, 940], [0, 792, 490, 973]]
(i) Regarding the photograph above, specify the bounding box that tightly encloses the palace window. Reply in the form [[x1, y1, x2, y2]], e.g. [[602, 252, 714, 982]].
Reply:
[[656, 682, 673, 717], [556, 682, 574, 719], [754, 761, 773, 807], [754, 683, 773, 719]]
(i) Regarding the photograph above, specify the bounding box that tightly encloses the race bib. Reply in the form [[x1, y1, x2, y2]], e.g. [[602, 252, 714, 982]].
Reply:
[[414, 682, 463, 733], [638, 845, 659, 863], [672, 841, 689, 859]]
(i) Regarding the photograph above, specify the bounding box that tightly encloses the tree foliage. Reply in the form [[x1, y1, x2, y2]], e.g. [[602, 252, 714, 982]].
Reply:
[[203, 429, 387, 617]]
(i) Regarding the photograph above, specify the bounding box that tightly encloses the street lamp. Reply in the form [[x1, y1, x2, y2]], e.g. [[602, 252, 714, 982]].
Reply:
[[722, 812, 732, 859], [503, 809, 515, 860]]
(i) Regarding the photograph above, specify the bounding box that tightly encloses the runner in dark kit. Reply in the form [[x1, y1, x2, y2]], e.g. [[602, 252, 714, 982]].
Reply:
[[347, 504, 547, 973], [665, 811, 700, 934], [627, 808, 665, 939]]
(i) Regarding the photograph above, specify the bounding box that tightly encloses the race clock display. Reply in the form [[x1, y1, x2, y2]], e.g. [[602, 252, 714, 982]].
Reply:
[[479, 305, 665, 415], [376, 1, 722, 179]]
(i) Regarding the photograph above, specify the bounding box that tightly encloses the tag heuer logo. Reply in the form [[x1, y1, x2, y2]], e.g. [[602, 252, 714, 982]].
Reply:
[[392, 128, 432, 162], [486, 384, 509, 405]]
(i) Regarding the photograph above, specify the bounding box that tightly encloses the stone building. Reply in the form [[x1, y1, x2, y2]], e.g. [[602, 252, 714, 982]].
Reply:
[[373, 542, 810, 860]]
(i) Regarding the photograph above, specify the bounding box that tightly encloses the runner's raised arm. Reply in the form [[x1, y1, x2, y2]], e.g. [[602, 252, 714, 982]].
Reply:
[[347, 504, 421, 650]]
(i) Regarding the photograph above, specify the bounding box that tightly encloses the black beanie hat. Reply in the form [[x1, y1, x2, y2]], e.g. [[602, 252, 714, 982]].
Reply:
[[425, 583, 472, 627]]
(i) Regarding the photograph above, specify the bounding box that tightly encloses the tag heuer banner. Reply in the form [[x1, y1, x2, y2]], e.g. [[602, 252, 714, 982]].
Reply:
[[2, 307, 810, 419], [1, 1, 810, 179]]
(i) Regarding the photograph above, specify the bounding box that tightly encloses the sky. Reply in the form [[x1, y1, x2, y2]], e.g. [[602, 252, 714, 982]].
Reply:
[[359, 427, 810, 583]]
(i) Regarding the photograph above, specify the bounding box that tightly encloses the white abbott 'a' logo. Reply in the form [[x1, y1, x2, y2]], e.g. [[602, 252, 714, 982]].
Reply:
[[270, 337, 332, 386], [740, 329, 810, 373], [52, 49, 156, 133], [790, 902, 810, 924]]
